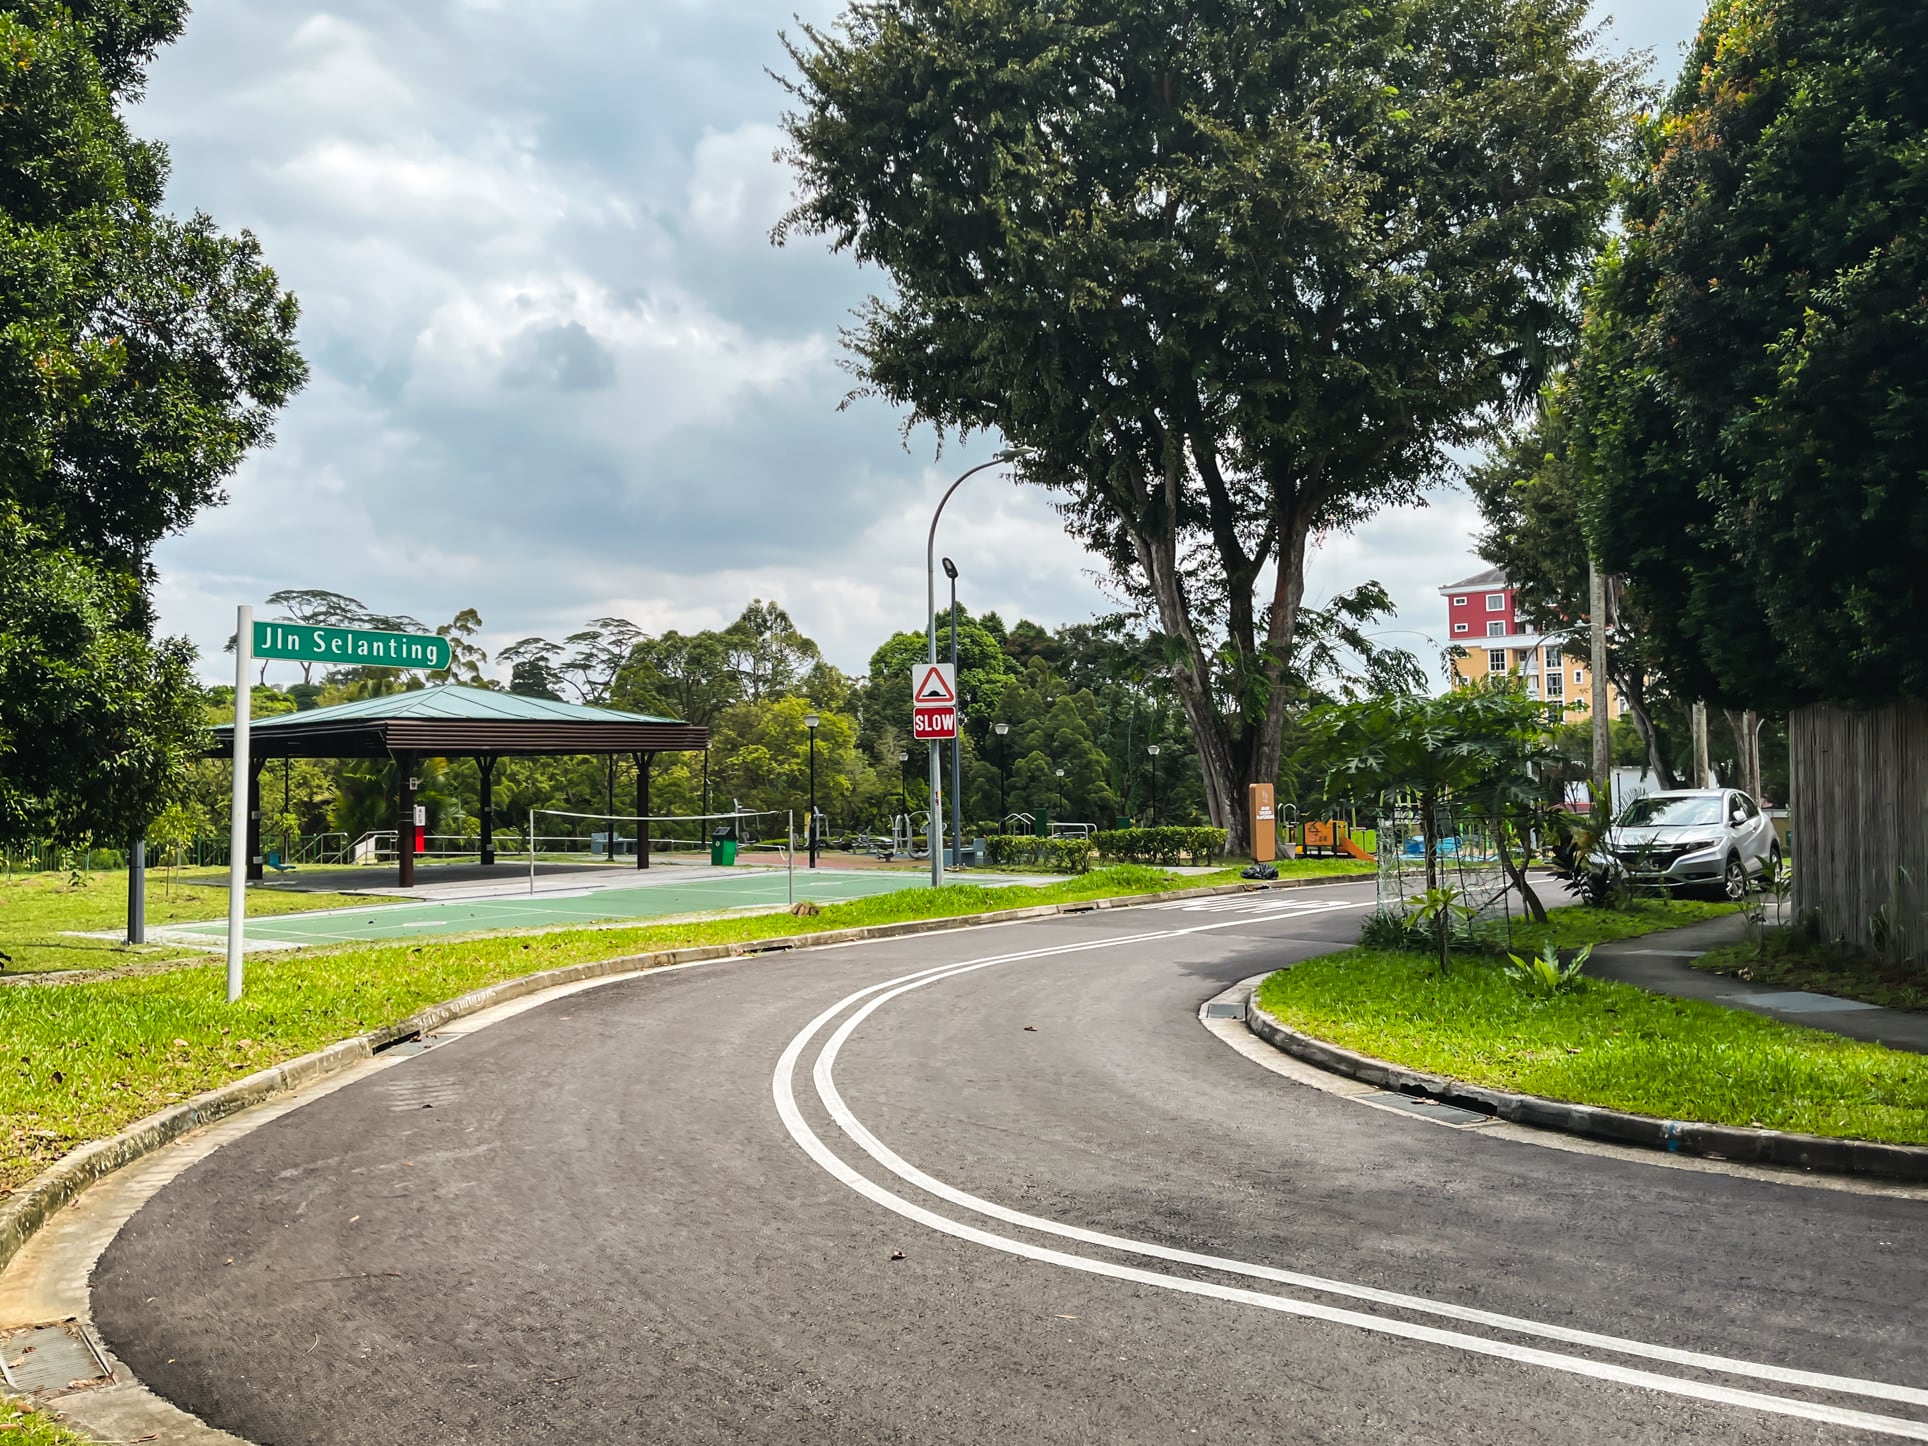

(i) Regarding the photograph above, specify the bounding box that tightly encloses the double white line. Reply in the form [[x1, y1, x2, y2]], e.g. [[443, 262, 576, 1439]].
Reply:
[[771, 914, 1928, 1438]]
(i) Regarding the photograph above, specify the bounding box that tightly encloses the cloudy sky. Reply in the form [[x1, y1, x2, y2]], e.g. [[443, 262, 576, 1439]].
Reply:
[[136, 0, 1702, 684]]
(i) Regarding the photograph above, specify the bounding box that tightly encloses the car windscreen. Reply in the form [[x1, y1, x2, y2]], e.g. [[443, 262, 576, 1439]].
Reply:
[[1617, 796, 1724, 827]]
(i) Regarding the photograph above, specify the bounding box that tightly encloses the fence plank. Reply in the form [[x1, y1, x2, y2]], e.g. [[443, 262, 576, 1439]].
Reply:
[[1789, 702, 1928, 958]]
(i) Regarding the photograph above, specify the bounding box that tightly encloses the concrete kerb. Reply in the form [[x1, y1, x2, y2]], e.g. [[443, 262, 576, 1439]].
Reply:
[[0, 871, 1354, 1283], [1243, 993, 1928, 1184]]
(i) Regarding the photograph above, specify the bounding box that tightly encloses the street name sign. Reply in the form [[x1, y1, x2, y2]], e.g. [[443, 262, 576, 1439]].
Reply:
[[912, 662, 958, 741], [253, 622, 451, 671]]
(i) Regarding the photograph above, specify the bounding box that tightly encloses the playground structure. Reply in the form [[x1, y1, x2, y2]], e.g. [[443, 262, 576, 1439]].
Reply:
[[1290, 818, 1377, 862]]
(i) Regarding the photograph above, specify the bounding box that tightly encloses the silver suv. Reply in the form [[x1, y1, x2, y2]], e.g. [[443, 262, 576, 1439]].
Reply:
[[1595, 789, 1780, 899]]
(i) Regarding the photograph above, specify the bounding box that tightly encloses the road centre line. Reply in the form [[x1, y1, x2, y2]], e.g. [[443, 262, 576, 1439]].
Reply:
[[772, 917, 1928, 1437]]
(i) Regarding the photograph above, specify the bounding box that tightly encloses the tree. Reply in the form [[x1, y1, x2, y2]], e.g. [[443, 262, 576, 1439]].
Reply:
[[431, 608, 488, 686], [722, 600, 820, 703], [613, 630, 740, 727], [1574, 0, 1928, 711], [0, 512, 205, 848], [778, 0, 1635, 849], [0, 2, 305, 593], [1298, 684, 1558, 966], [1467, 398, 1679, 785]]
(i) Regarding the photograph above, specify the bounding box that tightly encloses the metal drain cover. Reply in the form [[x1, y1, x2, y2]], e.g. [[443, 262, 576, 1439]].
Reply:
[[1362, 1091, 1489, 1127], [1, 1323, 111, 1395], [1203, 1001, 1248, 1020]]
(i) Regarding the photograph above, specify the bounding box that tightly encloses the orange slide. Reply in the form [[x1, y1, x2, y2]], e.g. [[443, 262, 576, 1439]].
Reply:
[[1338, 835, 1375, 862]]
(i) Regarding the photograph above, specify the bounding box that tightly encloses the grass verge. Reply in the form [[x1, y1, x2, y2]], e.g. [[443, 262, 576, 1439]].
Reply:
[[0, 865, 1257, 1193], [1498, 897, 1737, 956], [1693, 934, 1928, 1013], [0, 869, 373, 975], [1254, 949, 1928, 1145], [0, 1399, 91, 1445]]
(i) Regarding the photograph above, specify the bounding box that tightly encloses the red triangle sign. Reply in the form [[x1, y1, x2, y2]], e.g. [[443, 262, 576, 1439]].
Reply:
[[914, 665, 956, 704]]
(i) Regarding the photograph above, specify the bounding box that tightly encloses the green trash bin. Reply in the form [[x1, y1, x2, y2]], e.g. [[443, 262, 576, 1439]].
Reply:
[[709, 832, 738, 866]]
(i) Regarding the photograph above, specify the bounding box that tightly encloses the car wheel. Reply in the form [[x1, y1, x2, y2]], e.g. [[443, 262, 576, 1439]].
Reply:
[[1722, 853, 1747, 901], [1763, 844, 1782, 885]]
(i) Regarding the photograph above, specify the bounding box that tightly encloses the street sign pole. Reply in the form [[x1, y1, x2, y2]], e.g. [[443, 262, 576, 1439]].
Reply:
[[227, 605, 252, 1003]]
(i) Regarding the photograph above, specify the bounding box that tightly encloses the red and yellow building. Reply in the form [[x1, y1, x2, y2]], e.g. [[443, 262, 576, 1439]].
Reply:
[[1440, 568, 1626, 720]]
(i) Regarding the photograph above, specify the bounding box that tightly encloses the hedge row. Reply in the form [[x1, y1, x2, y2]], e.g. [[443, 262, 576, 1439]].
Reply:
[[1092, 826, 1228, 867], [983, 835, 1096, 873]]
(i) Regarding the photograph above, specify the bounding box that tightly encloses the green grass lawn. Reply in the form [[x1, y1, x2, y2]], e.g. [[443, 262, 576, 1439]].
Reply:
[[1266, 858, 1376, 878], [1254, 949, 1928, 1145], [1693, 933, 1928, 1013], [0, 865, 1248, 1194], [0, 1398, 92, 1445], [0, 868, 374, 975], [1499, 897, 1738, 955]]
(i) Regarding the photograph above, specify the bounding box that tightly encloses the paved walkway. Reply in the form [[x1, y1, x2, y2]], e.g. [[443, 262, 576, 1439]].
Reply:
[[1586, 914, 1928, 1053]]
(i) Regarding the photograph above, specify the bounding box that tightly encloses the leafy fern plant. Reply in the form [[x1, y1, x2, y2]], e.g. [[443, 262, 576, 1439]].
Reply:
[[1504, 943, 1593, 998]]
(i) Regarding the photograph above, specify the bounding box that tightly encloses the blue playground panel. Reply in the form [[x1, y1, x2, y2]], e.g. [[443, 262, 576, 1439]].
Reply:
[[168, 869, 940, 948]]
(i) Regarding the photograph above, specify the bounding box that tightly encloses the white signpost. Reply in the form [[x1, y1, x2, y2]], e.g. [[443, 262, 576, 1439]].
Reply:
[[225, 609, 451, 1001]]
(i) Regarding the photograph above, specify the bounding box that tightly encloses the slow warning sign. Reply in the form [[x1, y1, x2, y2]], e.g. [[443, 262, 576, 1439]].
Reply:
[[912, 662, 958, 740]]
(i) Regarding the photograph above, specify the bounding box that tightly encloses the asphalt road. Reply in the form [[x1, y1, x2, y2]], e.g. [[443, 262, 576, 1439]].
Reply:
[[94, 880, 1928, 1443]]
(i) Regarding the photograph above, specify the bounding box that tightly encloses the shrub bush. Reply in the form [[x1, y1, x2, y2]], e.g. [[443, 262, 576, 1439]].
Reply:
[[983, 835, 1094, 873], [1090, 826, 1227, 867]]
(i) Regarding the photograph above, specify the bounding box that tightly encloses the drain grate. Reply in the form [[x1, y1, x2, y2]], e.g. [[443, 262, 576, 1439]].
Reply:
[[1361, 1091, 1490, 1127], [0, 1323, 111, 1395], [1203, 1001, 1248, 1021]]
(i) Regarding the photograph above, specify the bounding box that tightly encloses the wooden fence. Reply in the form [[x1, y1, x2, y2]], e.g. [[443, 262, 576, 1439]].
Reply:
[[1789, 701, 1928, 959]]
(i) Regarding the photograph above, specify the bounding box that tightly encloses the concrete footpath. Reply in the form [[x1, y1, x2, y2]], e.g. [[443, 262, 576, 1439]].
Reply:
[[1586, 914, 1928, 1054]]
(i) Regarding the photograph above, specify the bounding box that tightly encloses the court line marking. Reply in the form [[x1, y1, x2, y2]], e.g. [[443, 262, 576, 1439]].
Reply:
[[773, 918, 1928, 1438]]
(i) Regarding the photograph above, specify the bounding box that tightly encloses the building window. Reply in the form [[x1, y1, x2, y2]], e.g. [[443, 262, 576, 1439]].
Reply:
[[1486, 621, 1505, 637], [1487, 649, 1506, 673], [1486, 593, 1507, 611], [1453, 623, 1469, 634], [1452, 596, 1467, 607], [1574, 668, 1584, 686], [1543, 647, 1560, 671], [1545, 669, 1563, 698]]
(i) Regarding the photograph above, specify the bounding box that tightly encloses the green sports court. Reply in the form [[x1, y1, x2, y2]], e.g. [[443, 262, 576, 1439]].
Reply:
[[159, 866, 1028, 949]]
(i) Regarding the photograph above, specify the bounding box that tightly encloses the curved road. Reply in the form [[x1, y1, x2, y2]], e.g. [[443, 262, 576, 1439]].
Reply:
[[93, 882, 1928, 1443]]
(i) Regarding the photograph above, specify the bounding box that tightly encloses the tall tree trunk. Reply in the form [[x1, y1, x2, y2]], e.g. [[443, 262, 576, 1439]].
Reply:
[[1615, 669, 1677, 790]]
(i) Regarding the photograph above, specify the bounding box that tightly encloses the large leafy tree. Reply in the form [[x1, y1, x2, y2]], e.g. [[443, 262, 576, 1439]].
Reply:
[[779, 0, 1634, 848], [0, 514, 203, 847], [1576, 0, 1928, 709], [0, 1, 303, 843]]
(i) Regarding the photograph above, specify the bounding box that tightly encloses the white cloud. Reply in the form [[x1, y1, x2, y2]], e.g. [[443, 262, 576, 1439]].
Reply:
[[686, 123, 793, 247]]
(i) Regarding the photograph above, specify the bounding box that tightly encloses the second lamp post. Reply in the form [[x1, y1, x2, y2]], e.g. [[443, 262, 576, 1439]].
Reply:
[[804, 711, 819, 869]]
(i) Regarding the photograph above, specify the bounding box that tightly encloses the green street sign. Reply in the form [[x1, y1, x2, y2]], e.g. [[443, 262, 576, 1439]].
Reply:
[[252, 621, 451, 671]]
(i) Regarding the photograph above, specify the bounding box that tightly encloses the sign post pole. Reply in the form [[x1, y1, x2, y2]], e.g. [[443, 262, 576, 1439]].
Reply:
[[911, 661, 959, 886], [227, 605, 252, 1003]]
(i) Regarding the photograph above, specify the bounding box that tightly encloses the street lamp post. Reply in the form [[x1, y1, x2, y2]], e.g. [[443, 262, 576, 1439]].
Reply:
[[925, 452, 1025, 888], [1148, 744, 1161, 827], [804, 712, 820, 869], [942, 556, 963, 870], [898, 749, 910, 828], [1055, 766, 1066, 821], [993, 722, 1010, 823]]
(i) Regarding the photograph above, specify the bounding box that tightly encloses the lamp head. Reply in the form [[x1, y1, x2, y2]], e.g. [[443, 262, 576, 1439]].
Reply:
[[941, 556, 958, 581], [898, 750, 909, 762], [1055, 767, 1065, 778], [993, 722, 1009, 736], [804, 713, 820, 730], [1147, 744, 1161, 756]]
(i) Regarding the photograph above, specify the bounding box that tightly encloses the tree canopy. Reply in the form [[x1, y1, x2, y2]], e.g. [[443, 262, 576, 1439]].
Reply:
[[0, 0, 303, 845], [1575, 0, 1928, 709], [778, 0, 1635, 847]]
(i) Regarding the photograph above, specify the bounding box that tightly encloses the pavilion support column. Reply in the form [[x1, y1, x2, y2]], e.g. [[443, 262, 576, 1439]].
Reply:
[[396, 751, 416, 889], [478, 755, 497, 866], [246, 758, 265, 882], [636, 752, 651, 870]]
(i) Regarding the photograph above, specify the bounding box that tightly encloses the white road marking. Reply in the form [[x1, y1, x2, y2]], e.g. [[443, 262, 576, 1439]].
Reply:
[[772, 921, 1928, 1438]]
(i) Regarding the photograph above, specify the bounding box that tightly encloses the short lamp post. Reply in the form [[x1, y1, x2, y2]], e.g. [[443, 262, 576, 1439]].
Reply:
[[898, 749, 910, 823], [804, 712, 820, 869], [1147, 744, 1161, 827], [1055, 766, 1066, 821], [993, 721, 1010, 823]]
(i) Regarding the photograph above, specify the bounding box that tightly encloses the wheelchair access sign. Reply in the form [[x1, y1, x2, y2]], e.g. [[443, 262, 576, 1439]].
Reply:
[[911, 662, 958, 740]]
